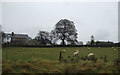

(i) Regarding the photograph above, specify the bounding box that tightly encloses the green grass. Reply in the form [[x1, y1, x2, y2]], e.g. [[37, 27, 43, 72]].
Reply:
[[2, 47, 118, 62], [2, 57, 119, 73], [2, 47, 119, 73]]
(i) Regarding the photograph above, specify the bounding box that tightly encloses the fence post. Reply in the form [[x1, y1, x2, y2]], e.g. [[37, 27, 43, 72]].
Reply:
[[6, 49, 8, 61], [59, 51, 62, 62]]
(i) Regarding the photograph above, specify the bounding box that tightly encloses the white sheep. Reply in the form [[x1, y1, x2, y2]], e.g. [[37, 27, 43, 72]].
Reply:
[[113, 49, 116, 51], [73, 50, 79, 56], [87, 53, 96, 61], [62, 50, 66, 53], [88, 53, 94, 57], [87, 47, 90, 50]]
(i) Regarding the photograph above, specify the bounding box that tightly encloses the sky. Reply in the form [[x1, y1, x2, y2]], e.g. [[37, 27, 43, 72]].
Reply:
[[2, 2, 118, 44]]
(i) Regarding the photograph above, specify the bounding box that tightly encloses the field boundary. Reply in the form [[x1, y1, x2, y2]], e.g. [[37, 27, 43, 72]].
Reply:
[[2, 44, 120, 48]]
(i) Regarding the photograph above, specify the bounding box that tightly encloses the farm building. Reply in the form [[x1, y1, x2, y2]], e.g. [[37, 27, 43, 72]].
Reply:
[[95, 41, 114, 45], [2, 32, 31, 45]]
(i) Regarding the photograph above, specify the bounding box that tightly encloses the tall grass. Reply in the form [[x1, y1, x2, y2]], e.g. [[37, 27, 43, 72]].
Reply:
[[2, 47, 119, 73], [2, 58, 119, 73]]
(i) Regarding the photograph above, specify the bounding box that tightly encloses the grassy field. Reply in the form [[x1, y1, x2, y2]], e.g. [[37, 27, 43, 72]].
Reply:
[[2, 47, 119, 73], [2, 47, 118, 62]]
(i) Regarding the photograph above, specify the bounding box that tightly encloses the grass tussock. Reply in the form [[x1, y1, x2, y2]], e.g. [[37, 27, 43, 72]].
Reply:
[[2, 58, 119, 74]]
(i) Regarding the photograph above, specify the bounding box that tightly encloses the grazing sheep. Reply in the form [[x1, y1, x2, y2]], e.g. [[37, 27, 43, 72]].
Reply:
[[73, 50, 79, 56], [99, 47, 101, 48], [87, 53, 97, 62], [112, 47, 114, 48], [88, 53, 94, 57], [113, 49, 116, 51], [62, 50, 66, 53], [87, 47, 90, 50]]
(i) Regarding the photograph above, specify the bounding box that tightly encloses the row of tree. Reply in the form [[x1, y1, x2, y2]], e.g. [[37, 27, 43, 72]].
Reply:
[[34, 19, 78, 45], [2, 19, 118, 46]]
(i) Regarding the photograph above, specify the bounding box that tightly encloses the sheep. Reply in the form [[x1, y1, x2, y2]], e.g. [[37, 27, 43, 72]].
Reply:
[[88, 53, 94, 57], [76, 50, 78, 52], [87, 47, 90, 50], [62, 50, 66, 53], [73, 50, 79, 56], [87, 52, 97, 62], [113, 49, 116, 51]]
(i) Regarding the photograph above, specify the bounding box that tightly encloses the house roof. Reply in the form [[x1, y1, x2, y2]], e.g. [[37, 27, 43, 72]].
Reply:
[[5, 33, 29, 39], [13, 34, 28, 38], [96, 41, 114, 43]]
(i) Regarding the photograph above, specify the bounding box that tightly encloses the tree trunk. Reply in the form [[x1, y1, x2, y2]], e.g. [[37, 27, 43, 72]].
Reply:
[[62, 39, 65, 46], [62, 33, 65, 46]]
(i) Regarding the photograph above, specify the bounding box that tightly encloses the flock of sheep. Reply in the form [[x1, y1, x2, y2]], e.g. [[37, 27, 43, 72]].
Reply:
[[60, 47, 118, 62], [62, 47, 94, 59]]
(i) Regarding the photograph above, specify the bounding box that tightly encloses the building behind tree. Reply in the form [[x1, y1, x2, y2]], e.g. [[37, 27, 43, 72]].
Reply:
[[2, 32, 31, 45]]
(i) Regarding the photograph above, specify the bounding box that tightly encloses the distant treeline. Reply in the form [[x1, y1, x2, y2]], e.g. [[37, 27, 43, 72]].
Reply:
[[2, 43, 120, 48]]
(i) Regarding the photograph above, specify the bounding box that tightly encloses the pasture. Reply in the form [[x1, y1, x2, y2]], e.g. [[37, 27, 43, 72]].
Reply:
[[2, 47, 118, 62], [2, 47, 119, 73]]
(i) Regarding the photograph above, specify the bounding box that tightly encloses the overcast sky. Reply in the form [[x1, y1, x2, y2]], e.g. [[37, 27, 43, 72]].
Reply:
[[2, 2, 118, 44]]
